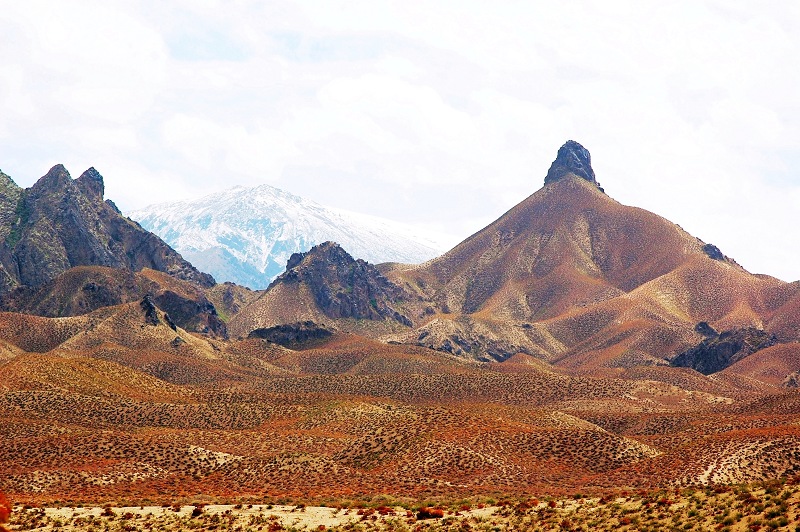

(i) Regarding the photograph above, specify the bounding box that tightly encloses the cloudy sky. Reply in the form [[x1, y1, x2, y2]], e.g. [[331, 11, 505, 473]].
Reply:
[[1, 1, 799, 280]]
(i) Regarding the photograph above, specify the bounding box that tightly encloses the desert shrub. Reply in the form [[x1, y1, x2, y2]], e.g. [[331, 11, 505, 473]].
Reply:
[[416, 507, 444, 519], [0, 491, 11, 532]]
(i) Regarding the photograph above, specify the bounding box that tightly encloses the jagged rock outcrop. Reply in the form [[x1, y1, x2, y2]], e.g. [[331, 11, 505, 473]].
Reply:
[[0, 165, 215, 293], [671, 327, 778, 375], [784, 372, 800, 388], [702, 243, 725, 261], [273, 242, 413, 325], [544, 140, 603, 190], [153, 289, 225, 336], [248, 321, 334, 347], [140, 295, 163, 327]]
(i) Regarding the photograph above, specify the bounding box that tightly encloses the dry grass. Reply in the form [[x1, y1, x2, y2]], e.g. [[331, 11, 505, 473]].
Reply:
[[9, 481, 800, 531]]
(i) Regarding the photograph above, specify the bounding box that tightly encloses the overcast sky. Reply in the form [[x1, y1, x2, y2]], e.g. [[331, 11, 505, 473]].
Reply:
[[1, 1, 799, 280]]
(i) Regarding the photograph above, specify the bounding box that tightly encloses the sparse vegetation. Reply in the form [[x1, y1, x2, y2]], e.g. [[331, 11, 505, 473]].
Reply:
[[8, 484, 800, 531]]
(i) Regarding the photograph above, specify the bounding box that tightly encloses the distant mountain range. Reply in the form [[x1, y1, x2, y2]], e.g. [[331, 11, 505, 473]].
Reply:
[[128, 184, 445, 289]]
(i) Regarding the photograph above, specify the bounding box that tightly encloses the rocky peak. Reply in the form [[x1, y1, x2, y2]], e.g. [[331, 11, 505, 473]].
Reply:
[[273, 241, 412, 325], [76, 167, 104, 202], [0, 170, 20, 193], [0, 164, 215, 294], [0, 170, 22, 237], [285, 241, 348, 271], [544, 140, 603, 191], [33, 164, 73, 193]]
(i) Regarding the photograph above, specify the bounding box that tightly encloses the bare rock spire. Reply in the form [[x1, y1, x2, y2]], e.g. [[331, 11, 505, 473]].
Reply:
[[544, 140, 603, 191]]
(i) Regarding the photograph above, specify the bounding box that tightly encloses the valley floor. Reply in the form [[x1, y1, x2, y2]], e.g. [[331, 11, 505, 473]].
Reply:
[[5, 362, 800, 507]]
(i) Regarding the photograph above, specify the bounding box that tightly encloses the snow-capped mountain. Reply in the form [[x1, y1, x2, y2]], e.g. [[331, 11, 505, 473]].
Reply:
[[128, 184, 446, 289]]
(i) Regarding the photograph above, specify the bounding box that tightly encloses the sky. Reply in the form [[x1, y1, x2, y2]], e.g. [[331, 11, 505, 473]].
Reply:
[[1, 1, 799, 280]]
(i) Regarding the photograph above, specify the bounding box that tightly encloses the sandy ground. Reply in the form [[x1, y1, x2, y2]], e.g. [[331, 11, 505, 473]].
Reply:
[[10, 503, 501, 530], [8, 488, 799, 531]]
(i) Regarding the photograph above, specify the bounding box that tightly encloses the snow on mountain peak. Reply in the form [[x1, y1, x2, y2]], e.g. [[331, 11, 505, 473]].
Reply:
[[128, 184, 446, 289]]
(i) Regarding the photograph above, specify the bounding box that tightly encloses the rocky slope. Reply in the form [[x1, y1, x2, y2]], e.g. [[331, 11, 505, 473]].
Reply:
[[228, 242, 415, 338], [128, 184, 444, 289], [0, 165, 214, 295], [672, 325, 778, 374]]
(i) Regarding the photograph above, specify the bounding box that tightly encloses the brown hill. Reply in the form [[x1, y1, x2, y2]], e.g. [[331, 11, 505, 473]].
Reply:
[[764, 284, 800, 341], [380, 142, 800, 365], [0, 266, 226, 336], [403, 174, 711, 319], [722, 342, 800, 387]]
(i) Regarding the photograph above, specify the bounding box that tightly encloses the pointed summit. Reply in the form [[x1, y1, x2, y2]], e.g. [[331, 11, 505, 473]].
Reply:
[[544, 140, 602, 190], [34, 164, 72, 191], [76, 167, 104, 201]]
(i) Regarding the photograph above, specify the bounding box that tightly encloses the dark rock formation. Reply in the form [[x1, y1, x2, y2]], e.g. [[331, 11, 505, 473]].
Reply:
[[544, 140, 603, 190], [141, 295, 178, 333], [140, 295, 162, 326], [75, 167, 104, 201], [415, 331, 532, 362], [270, 241, 413, 326], [671, 327, 777, 375], [0, 165, 215, 294], [154, 290, 225, 337], [694, 321, 718, 338], [248, 321, 334, 347], [702, 243, 725, 261]]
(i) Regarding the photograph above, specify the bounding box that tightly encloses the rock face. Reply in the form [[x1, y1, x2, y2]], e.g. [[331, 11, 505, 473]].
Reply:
[[671, 327, 778, 375], [248, 321, 334, 347], [271, 241, 412, 325], [152, 289, 224, 336], [544, 140, 602, 190], [702, 243, 725, 261], [0, 165, 214, 294]]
